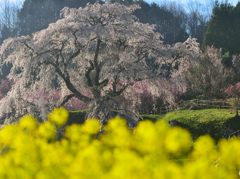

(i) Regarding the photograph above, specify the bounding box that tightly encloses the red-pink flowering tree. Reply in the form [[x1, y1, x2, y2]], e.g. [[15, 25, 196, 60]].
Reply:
[[225, 82, 240, 117], [130, 79, 186, 114]]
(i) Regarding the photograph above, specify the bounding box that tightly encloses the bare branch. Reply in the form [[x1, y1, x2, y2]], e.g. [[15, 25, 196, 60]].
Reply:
[[58, 94, 75, 106], [85, 61, 94, 87], [45, 60, 91, 103]]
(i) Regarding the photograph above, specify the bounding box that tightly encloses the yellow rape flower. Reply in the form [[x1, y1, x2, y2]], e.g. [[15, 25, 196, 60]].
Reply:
[[19, 115, 38, 131], [37, 121, 56, 140], [192, 135, 217, 161], [48, 107, 69, 126], [81, 119, 100, 135], [65, 124, 82, 142], [0, 107, 239, 179], [164, 127, 192, 155], [0, 124, 19, 146], [218, 138, 240, 173], [134, 121, 159, 153], [103, 117, 132, 148]]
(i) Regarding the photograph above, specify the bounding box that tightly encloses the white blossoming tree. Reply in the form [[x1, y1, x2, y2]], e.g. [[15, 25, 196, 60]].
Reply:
[[0, 3, 199, 124]]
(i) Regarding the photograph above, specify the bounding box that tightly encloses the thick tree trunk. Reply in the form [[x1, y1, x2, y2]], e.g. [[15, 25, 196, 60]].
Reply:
[[236, 96, 239, 118], [86, 99, 112, 125], [86, 98, 140, 127]]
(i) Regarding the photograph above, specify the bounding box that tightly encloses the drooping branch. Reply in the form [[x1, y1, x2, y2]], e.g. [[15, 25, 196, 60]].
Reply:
[[134, 46, 149, 63], [98, 78, 109, 88], [22, 41, 91, 103], [107, 67, 130, 97], [83, 39, 110, 98], [68, 30, 83, 61], [111, 84, 129, 97], [58, 94, 75, 106], [22, 41, 34, 52], [116, 38, 128, 51], [93, 39, 101, 85], [87, 16, 108, 26], [46, 60, 91, 103], [85, 61, 94, 87]]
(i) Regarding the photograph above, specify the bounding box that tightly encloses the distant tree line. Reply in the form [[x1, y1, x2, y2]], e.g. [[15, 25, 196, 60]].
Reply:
[[204, 2, 240, 67]]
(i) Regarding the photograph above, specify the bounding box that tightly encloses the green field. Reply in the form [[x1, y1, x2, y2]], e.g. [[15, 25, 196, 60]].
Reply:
[[156, 109, 240, 140]]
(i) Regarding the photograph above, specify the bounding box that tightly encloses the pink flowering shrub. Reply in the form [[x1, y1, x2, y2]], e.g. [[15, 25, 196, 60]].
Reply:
[[65, 97, 88, 111], [130, 80, 185, 114], [26, 88, 61, 105], [26, 88, 89, 111], [225, 82, 240, 117]]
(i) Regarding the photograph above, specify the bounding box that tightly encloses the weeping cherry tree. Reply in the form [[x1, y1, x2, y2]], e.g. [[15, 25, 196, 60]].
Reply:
[[0, 3, 198, 124]]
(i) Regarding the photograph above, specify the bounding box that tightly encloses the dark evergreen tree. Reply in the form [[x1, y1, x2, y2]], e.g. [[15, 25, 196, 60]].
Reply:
[[0, 25, 13, 42], [17, 0, 98, 36], [204, 2, 240, 55], [134, 2, 188, 44]]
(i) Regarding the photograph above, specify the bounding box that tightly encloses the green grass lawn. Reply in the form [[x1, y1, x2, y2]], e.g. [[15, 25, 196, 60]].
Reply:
[[158, 109, 240, 140], [141, 114, 163, 122]]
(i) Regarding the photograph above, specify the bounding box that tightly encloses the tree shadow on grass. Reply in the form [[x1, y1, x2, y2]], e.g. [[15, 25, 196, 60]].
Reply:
[[223, 116, 240, 138], [168, 119, 231, 141]]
